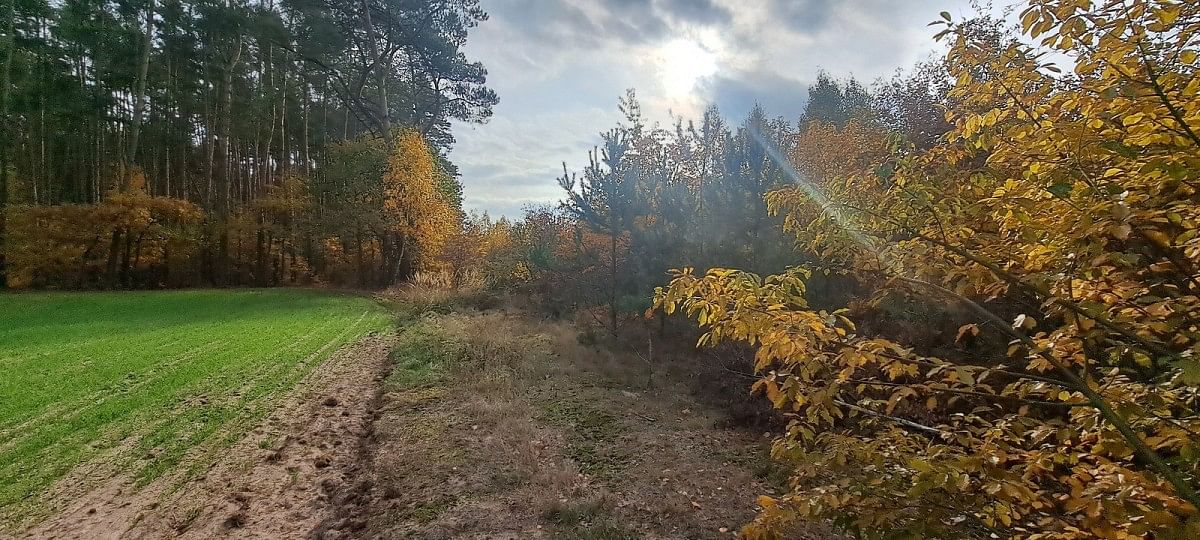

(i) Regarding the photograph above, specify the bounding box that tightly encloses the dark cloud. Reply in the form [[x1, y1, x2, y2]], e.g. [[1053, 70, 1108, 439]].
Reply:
[[487, 0, 733, 50], [491, 0, 605, 49], [703, 70, 811, 123], [656, 0, 732, 25], [770, 0, 836, 32]]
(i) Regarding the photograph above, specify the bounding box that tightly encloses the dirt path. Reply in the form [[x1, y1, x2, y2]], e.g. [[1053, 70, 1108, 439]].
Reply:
[[316, 310, 816, 540], [19, 334, 395, 540]]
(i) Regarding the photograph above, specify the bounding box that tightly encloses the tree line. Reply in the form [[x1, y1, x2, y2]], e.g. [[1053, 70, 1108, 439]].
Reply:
[[0, 0, 495, 288]]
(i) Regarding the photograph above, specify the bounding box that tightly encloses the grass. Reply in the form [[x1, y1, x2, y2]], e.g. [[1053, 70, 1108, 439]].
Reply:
[[385, 316, 470, 389], [0, 289, 392, 525]]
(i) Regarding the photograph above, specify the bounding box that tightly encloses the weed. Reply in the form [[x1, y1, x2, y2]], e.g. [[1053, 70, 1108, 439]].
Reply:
[[577, 329, 599, 347], [169, 506, 203, 533], [488, 470, 528, 489], [543, 498, 607, 526], [555, 521, 641, 540], [383, 270, 494, 320], [751, 456, 792, 491]]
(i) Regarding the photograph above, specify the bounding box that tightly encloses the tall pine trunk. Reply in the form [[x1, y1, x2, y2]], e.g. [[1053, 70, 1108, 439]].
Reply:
[[0, 0, 15, 287], [125, 0, 154, 171], [359, 0, 391, 144], [215, 36, 243, 282]]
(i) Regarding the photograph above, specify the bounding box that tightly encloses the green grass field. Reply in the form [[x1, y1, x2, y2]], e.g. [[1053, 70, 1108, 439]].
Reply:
[[0, 289, 392, 523]]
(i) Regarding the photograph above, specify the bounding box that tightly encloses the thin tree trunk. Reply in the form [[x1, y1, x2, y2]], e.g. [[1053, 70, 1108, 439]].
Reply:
[[609, 226, 618, 335], [204, 87, 215, 210], [217, 36, 243, 216], [256, 215, 266, 285], [302, 81, 311, 175], [106, 228, 123, 287], [355, 225, 366, 286], [215, 37, 243, 283], [126, 0, 155, 170]]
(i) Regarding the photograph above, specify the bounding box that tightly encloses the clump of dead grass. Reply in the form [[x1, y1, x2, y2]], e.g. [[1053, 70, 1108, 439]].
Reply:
[[383, 269, 494, 318]]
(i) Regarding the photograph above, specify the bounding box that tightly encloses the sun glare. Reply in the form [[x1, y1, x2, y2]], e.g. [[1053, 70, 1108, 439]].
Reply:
[[657, 38, 718, 98]]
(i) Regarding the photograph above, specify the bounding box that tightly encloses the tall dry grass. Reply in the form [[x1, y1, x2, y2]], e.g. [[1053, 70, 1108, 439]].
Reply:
[[384, 268, 492, 316]]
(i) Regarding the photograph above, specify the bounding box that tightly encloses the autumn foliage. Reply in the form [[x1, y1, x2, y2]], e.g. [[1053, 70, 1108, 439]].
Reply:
[[4, 132, 463, 289], [655, 1, 1200, 538], [7, 170, 203, 288]]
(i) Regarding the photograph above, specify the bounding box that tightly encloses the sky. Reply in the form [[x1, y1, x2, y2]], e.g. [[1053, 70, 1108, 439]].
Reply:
[[449, 0, 978, 219]]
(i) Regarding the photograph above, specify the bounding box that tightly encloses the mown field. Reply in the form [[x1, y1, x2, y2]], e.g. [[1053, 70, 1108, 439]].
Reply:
[[0, 289, 392, 525]]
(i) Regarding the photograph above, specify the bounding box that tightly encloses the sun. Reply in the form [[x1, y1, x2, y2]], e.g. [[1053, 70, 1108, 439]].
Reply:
[[656, 39, 718, 98]]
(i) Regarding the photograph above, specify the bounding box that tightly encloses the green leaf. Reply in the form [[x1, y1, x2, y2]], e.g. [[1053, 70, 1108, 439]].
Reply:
[[1046, 182, 1072, 198], [875, 163, 895, 181], [1099, 141, 1137, 159], [1176, 359, 1200, 385]]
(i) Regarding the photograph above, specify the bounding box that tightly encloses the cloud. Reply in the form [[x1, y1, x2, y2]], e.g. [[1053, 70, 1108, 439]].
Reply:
[[657, 0, 732, 25], [772, 0, 837, 32], [702, 69, 811, 123], [452, 105, 619, 217], [451, 0, 975, 218]]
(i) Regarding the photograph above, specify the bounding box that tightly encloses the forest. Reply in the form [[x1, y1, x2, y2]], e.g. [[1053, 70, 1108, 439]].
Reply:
[[3, 0, 1200, 538], [0, 0, 492, 288]]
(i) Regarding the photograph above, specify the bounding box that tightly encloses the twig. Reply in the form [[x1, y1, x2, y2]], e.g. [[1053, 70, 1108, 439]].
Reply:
[[834, 399, 949, 436]]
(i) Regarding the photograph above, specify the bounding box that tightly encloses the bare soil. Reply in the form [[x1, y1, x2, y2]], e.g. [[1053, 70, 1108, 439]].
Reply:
[[17, 334, 395, 540]]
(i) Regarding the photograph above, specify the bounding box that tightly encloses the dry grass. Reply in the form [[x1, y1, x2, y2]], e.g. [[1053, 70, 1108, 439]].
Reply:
[[382, 269, 495, 318], [328, 300, 817, 539], [410, 268, 487, 291]]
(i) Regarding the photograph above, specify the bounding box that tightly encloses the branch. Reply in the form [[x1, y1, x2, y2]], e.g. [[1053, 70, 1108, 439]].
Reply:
[[834, 399, 949, 436]]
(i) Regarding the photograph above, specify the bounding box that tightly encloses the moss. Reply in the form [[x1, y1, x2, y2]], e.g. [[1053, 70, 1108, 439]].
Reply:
[[564, 443, 631, 480], [540, 401, 621, 443], [541, 400, 630, 480]]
